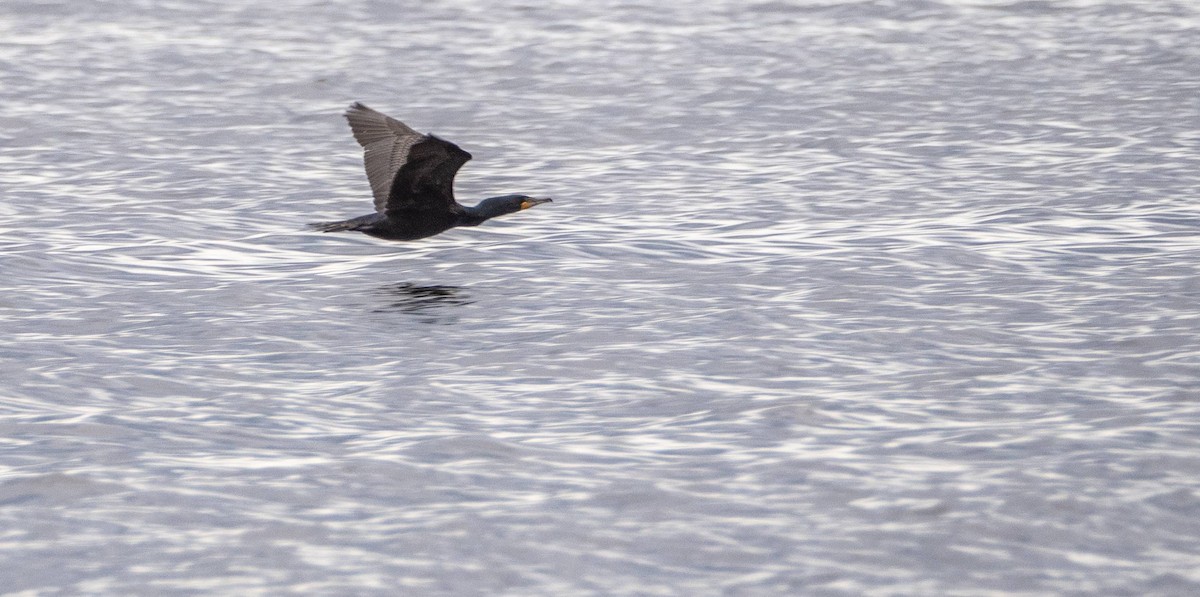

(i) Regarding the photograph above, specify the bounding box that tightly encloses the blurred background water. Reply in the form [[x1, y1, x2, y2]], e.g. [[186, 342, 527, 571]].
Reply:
[[2, 0, 1200, 594]]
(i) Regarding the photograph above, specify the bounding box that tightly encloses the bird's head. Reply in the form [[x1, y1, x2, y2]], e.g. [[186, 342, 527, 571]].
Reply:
[[472, 194, 553, 219]]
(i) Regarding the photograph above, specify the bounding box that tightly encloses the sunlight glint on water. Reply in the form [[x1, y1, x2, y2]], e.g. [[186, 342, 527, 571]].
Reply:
[[1, 0, 1200, 595]]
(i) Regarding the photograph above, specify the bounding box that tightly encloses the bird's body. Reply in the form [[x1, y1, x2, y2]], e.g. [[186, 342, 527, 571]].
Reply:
[[309, 102, 551, 241], [311, 207, 468, 241]]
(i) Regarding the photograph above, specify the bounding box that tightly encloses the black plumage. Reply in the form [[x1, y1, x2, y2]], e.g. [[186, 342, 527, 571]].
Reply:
[[309, 102, 552, 241]]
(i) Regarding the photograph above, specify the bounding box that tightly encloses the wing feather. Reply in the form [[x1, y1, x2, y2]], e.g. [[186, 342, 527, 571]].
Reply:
[[345, 102, 434, 212], [387, 135, 472, 213]]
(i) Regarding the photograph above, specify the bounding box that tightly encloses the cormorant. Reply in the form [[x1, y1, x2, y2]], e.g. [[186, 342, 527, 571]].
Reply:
[[309, 102, 552, 241]]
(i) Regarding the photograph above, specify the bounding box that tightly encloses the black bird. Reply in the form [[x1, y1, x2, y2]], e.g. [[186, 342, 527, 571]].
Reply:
[[309, 102, 552, 241]]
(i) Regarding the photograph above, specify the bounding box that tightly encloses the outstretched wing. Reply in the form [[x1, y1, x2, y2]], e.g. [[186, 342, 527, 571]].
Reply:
[[343, 102, 472, 213], [386, 134, 472, 213]]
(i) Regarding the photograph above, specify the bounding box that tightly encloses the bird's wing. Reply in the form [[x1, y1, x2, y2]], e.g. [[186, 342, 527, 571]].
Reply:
[[344, 102, 470, 213], [384, 134, 473, 213]]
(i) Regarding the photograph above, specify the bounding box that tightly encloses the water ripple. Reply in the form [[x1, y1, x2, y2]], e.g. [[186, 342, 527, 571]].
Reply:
[[2, 0, 1200, 594]]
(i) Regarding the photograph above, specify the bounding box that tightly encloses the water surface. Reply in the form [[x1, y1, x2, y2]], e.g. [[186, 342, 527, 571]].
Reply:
[[2, 0, 1200, 594]]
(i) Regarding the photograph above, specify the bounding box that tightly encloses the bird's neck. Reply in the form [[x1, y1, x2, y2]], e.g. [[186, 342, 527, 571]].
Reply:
[[457, 206, 491, 227], [461, 197, 514, 225]]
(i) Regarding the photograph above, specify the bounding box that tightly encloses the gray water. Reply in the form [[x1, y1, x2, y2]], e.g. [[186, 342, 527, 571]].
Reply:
[[3, 0, 1200, 594]]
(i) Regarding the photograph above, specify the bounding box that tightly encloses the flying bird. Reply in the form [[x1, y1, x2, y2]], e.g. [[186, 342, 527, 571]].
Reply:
[[309, 102, 552, 241]]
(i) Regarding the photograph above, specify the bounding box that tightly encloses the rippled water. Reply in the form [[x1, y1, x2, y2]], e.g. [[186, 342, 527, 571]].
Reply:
[[3, 0, 1200, 594]]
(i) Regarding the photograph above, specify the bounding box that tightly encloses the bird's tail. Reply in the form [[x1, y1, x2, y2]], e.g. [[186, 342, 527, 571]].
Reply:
[[307, 220, 359, 233]]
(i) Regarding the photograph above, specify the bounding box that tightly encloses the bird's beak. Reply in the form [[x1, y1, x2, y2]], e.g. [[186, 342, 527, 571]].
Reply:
[[520, 197, 553, 210]]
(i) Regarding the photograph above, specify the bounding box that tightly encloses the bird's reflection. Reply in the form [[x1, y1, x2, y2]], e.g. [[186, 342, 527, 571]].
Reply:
[[372, 282, 472, 324]]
